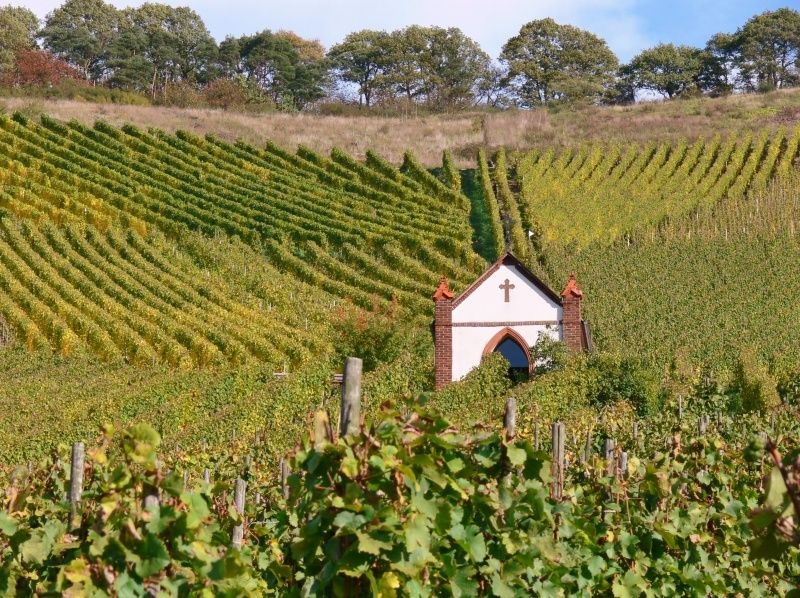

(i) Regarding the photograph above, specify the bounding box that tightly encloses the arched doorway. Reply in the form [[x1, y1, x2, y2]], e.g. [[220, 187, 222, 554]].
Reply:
[[482, 327, 532, 382]]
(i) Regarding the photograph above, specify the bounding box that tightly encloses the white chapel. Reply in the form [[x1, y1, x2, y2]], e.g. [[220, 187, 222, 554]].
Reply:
[[432, 253, 587, 389]]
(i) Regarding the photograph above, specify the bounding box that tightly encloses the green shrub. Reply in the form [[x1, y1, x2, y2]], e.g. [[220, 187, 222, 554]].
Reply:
[[733, 347, 781, 413], [441, 149, 461, 192], [530, 332, 571, 374], [587, 353, 662, 417], [515, 357, 595, 435], [777, 370, 800, 406], [428, 352, 512, 427]]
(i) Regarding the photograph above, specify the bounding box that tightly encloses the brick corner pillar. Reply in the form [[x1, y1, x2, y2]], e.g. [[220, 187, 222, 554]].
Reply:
[[433, 276, 454, 390], [561, 273, 584, 352]]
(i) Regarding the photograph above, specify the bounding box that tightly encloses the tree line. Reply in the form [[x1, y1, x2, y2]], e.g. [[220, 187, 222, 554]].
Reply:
[[0, 0, 799, 111]]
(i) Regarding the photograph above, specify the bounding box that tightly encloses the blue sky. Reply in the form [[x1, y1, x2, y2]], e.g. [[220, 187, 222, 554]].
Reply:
[[17, 0, 799, 61]]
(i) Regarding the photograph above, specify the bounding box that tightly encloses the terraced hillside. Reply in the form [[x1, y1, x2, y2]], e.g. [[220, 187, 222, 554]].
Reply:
[[0, 114, 483, 316], [483, 137, 800, 365], [0, 113, 490, 364], [0, 220, 335, 368], [488, 127, 800, 249]]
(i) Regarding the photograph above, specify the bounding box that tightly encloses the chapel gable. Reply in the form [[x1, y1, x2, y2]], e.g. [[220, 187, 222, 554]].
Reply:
[[432, 253, 588, 389]]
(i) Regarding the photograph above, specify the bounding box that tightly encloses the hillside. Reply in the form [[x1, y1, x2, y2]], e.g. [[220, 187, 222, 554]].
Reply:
[[1, 104, 800, 460], [0, 112, 482, 317], [483, 135, 800, 365], [2, 87, 799, 166]]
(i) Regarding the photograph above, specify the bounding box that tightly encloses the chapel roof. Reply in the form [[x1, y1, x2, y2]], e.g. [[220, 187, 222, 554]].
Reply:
[[450, 252, 562, 307]]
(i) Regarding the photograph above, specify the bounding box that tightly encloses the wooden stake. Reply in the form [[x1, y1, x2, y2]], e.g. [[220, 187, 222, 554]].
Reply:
[[503, 398, 516, 440], [339, 357, 363, 438], [313, 410, 333, 445], [231, 478, 246, 549], [551, 422, 565, 500], [604, 438, 616, 477], [69, 442, 85, 530], [583, 427, 593, 464], [280, 458, 291, 500]]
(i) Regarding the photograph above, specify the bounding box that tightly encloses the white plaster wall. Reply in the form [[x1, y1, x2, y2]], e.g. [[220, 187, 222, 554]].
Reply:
[[452, 264, 561, 324], [452, 324, 560, 381], [448, 264, 564, 381]]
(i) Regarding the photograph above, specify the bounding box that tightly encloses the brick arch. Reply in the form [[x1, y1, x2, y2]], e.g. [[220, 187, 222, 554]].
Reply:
[[482, 327, 533, 375]]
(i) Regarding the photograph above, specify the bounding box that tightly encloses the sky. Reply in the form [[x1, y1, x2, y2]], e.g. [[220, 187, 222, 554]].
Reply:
[[13, 0, 799, 62]]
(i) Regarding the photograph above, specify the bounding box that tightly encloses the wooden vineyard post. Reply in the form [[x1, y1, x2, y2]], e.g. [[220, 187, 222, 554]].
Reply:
[[502, 398, 517, 480], [313, 410, 333, 445], [604, 438, 616, 477], [231, 478, 247, 549], [280, 458, 291, 500], [678, 395, 683, 420], [69, 442, 85, 530], [504, 398, 517, 440], [618, 451, 628, 479], [582, 427, 593, 464], [551, 422, 565, 500], [699, 415, 709, 435], [758, 431, 768, 492], [339, 357, 363, 438], [203, 468, 211, 484]]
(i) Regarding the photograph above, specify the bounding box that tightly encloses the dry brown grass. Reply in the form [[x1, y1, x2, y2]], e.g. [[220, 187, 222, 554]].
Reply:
[[1, 88, 798, 167]]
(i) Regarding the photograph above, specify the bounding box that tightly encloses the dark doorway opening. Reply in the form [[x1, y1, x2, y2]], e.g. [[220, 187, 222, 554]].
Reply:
[[493, 335, 531, 383]]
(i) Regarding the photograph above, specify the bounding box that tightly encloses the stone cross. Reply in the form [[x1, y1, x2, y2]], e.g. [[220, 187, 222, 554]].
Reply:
[[499, 278, 515, 302]]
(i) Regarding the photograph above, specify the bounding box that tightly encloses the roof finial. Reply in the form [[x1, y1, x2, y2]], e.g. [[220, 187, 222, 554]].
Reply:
[[561, 273, 583, 298], [432, 276, 454, 301]]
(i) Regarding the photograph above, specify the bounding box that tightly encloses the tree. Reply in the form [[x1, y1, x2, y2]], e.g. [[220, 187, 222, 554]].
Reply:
[[698, 33, 739, 96], [218, 30, 327, 110], [0, 6, 39, 75], [108, 3, 216, 99], [275, 30, 324, 62], [382, 26, 428, 104], [607, 63, 637, 105], [40, 0, 118, 82], [169, 6, 217, 83], [327, 29, 391, 107], [7, 49, 83, 87], [499, 18, 619, 106], [274, 30, 328, 109], [417, 27, 492, 110], [474, 63, 507, 107], [735, 8, 800, 92], [628, 43, 703, 99]]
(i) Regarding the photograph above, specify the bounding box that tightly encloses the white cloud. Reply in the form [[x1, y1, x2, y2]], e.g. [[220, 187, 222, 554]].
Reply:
[[12, 0, 652, 61]]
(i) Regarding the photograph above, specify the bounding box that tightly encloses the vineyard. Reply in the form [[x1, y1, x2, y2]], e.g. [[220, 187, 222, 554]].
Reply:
[[0, 108, 799, 593], [1, 358, 798, 595], [488, 127, 800, 249], [0, 113, 486, 363], [482, 136, 800, 365]]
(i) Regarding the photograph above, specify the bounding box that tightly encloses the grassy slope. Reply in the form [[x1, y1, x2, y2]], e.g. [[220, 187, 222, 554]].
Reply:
[[1, 87, 798, 166], [2, 91, 800, 464], [543, 174, 800, 366]]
